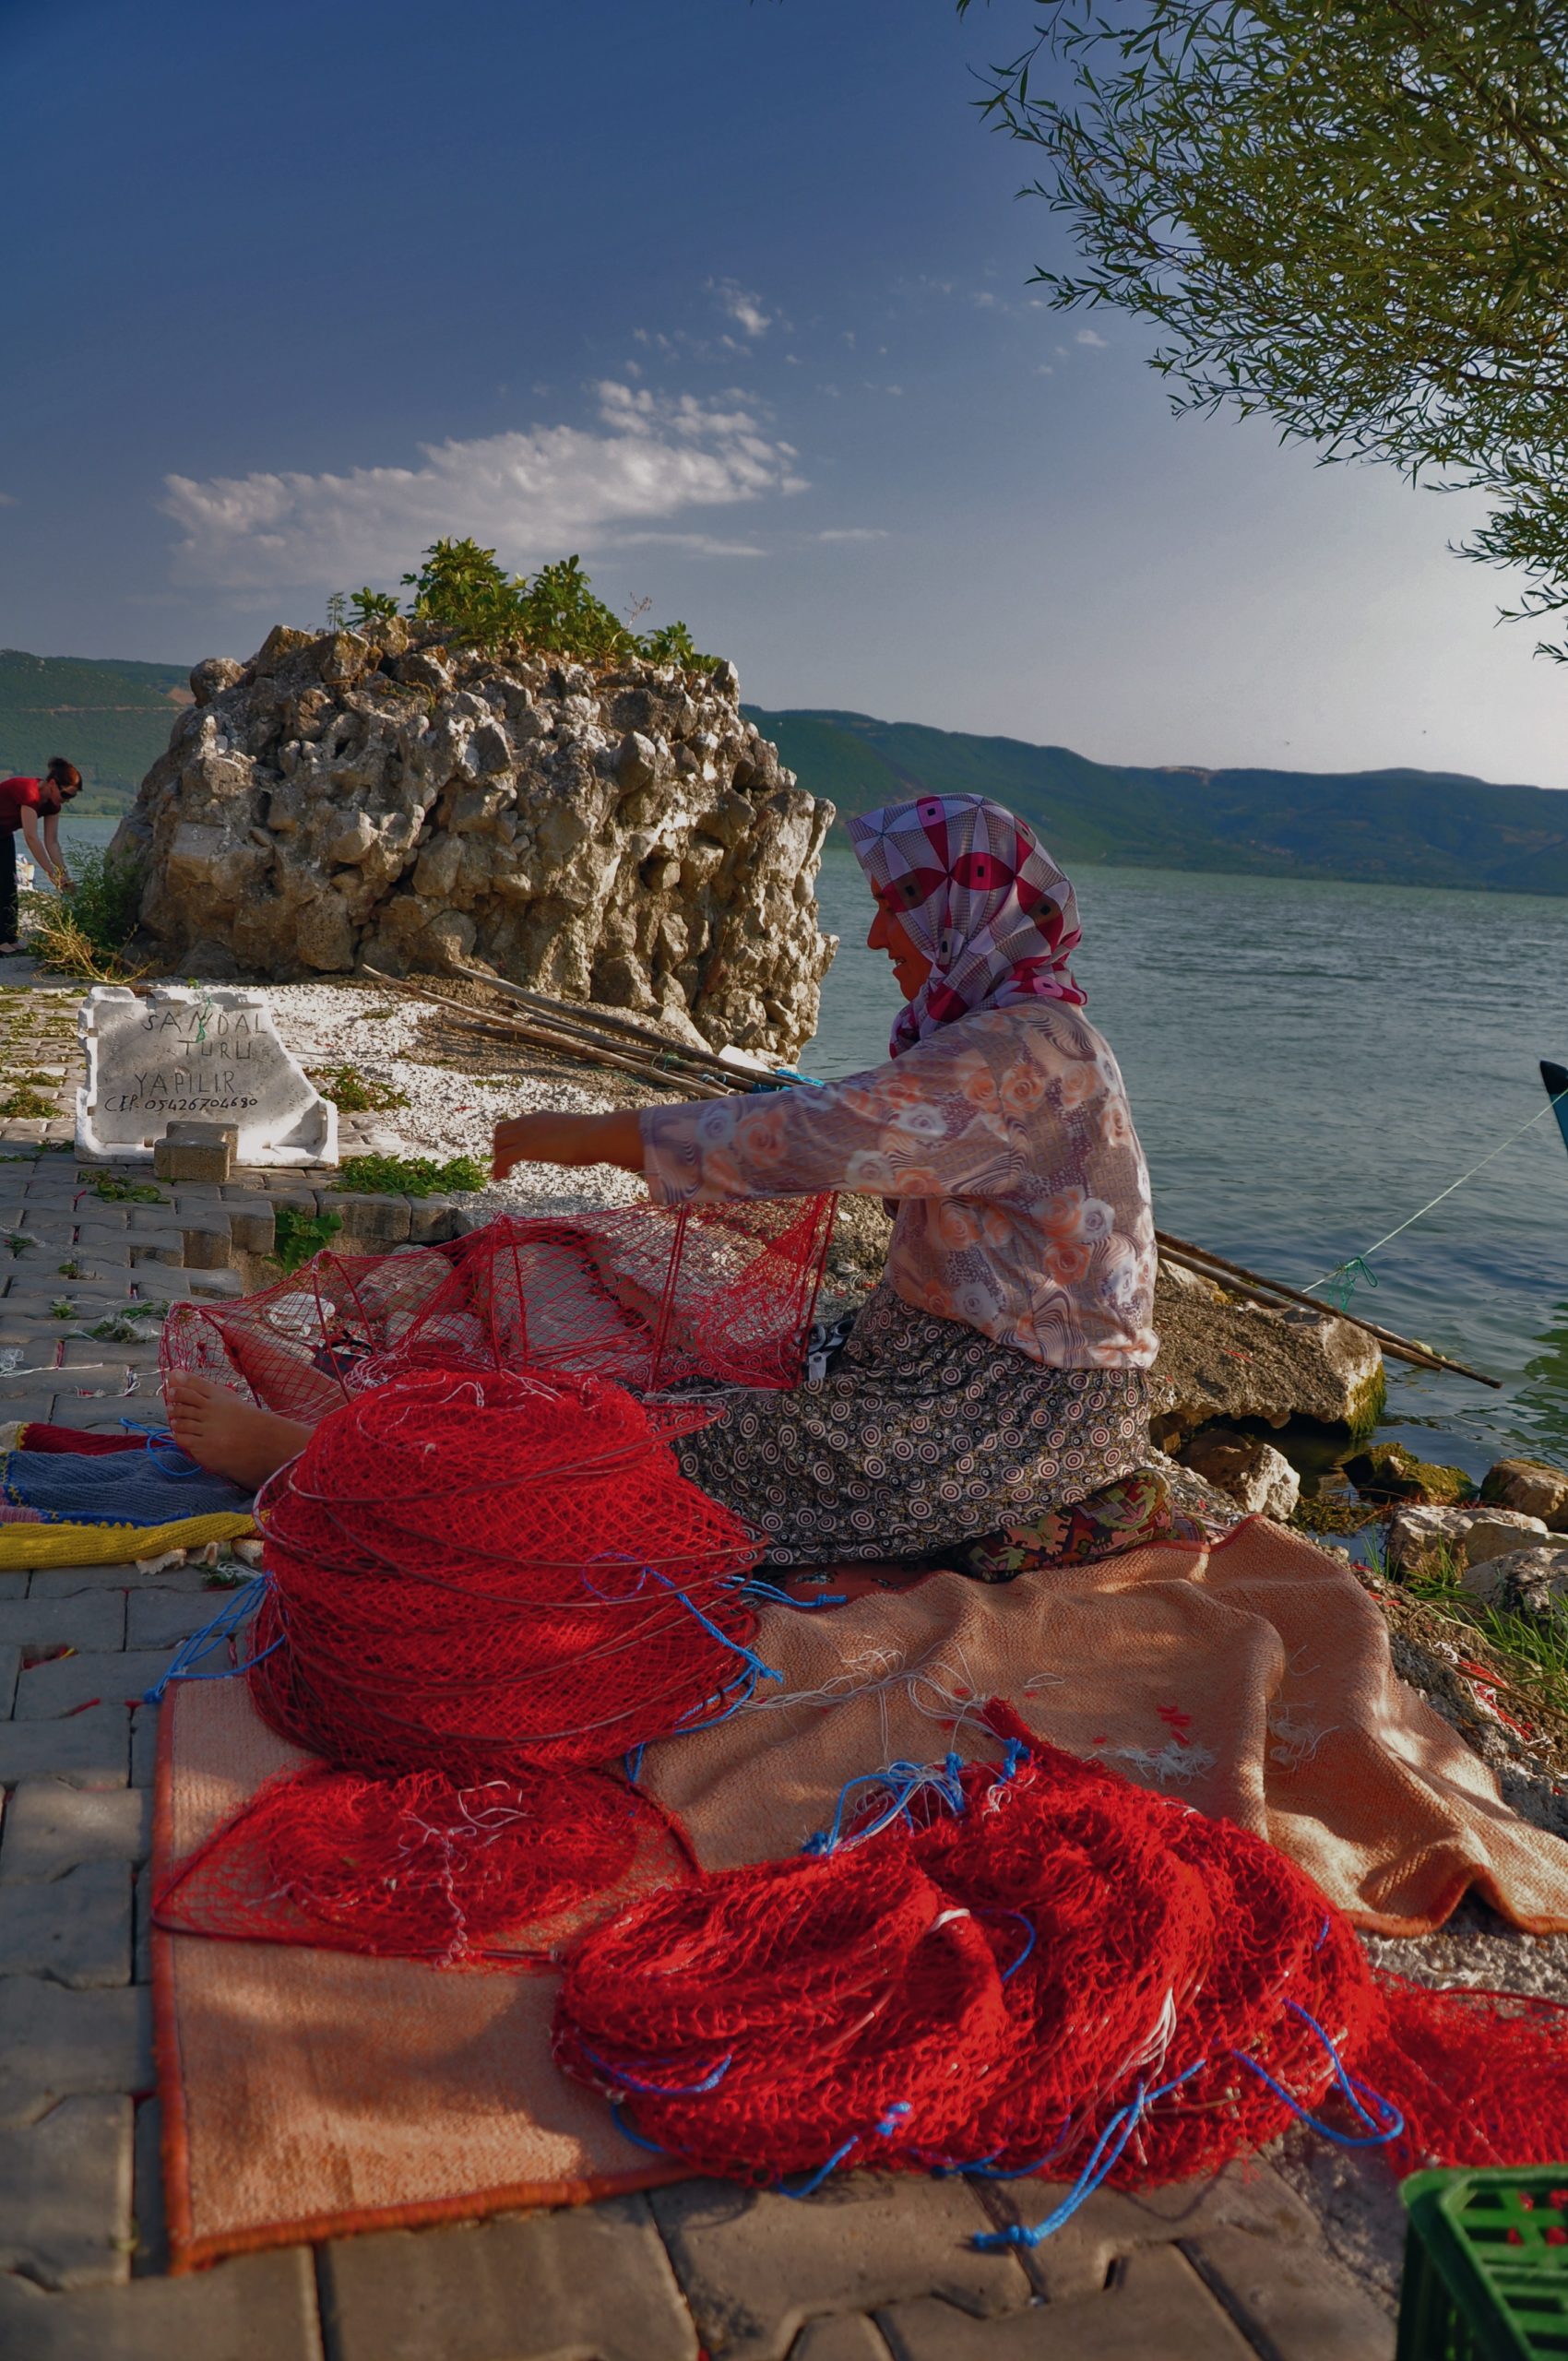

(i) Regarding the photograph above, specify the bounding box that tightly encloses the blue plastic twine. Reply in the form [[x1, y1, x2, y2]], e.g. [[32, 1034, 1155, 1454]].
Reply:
[[142, 1575, 280, 1703], [971, 2061, 1210, 2248], [780, 2103, 912, 2201], [802, 1752, 968, 1858], [581, 2043, 733, 2097], [1229, 2000, 1403, 2150]]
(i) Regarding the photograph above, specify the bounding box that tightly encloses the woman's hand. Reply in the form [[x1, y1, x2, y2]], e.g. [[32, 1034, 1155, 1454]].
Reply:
[[492, 1108, 647, 1181]]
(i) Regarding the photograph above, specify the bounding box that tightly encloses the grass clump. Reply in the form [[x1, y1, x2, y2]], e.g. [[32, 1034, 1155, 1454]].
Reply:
[[88, 1173, 165, 1204], [308, 1063, 409, 1114], [49, 1298, 74, 1320], [23, 847, 148, 982], [271, 1204, 343, 1275], [336, 1151, 485, 1198], [0, 1085, 55, 1119]]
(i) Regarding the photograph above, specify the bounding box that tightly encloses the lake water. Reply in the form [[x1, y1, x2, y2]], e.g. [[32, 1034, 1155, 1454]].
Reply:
[[803, 842, 1568, 1484], [55, 815, 1568, 1479]]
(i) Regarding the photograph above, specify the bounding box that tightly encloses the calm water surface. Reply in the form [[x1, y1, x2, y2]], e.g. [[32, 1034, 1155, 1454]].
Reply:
[[803, 843, 1568, 1481]]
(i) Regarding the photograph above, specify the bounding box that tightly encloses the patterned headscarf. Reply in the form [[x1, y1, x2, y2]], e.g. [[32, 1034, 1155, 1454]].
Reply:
[[845, 793, 1086, 1057]]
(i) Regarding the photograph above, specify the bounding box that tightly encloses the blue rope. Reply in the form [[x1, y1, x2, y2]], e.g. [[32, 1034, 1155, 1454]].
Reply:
[[142, 1576, 277, 1703], [802, 1751, 968, 1858], [972, 2061, 1210, 2248], [581, 2044, 733, 2096], [1229, 2001, 1403, 2149], [624, 1743, 647, 1787], [587, 1555, 783, 1692], [778, 2103, 912, 2200], [610, 2102, 677, 2157], [742, 1578, 849, 1610]]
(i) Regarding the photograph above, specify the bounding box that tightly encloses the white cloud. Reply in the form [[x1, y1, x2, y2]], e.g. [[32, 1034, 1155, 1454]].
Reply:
[[0, 492, 16, 507], [1075, 326, 1109, 348], [817, 528, 888, 543], [711, 279, 771, 339], [161, 384, 807, 589]]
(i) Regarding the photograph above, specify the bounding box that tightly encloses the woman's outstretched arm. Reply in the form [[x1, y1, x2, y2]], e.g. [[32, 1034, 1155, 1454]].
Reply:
[[492, 1108, 647, 1180]]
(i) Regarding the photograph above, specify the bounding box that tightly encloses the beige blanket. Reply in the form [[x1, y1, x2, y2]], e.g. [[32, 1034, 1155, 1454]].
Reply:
[[156, 1516, 1568, 2267]]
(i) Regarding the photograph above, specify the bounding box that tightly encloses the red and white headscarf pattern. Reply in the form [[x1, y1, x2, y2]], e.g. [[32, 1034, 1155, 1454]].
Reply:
[[845, 794, 1086, 1058]]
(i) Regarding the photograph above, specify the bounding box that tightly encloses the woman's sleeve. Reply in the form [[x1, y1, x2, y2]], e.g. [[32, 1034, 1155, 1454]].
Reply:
[[639, 1033, 1022, 1206]]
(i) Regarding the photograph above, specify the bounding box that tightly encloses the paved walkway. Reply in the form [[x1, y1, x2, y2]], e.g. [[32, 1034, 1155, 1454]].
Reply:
[[0, 1007, 1397, 2355]]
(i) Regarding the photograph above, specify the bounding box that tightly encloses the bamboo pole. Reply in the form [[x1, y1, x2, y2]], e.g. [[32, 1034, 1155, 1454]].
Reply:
[[360, 968, 733, 1097], [1156, 1229, 1500, 1388], [451, 962, 761, 1089]]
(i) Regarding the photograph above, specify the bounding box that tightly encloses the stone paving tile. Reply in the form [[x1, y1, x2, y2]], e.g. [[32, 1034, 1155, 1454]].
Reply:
[[0, 1701, 128, 1786], [650, 2176, 1031, 2361], [0, 2244, 324, 2357], [0, 1572, 25, 1600], [981, 2158, 1318, 2304], [0, 1639, 18, 1710], [0, 1975, 150, 2125], [789, 2319, 895, 2360], [879, 2248, 1257, 2359], [131, 2095, 167, 2275], [1185, 2226, 1395, 2359], [0, 1588, 126, 1650], [0, 2090, 135, 2288], [14, 1648, 172, 1719], [0, 1858, 134, 1986], [133, 1859, 151, 1983], [320, 2196, 698, 2361], [129, 1584, 240, 1648], [0, 1780, 149, 1879], [129, 1700, 159, 1786]]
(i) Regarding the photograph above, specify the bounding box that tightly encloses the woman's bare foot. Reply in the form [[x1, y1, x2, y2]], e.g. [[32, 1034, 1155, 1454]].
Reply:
[[163, 1373, 314, 1489]]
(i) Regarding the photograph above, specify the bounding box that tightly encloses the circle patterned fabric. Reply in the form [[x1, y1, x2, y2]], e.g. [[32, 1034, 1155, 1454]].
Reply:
[[677, 1280, 1150, 1565]]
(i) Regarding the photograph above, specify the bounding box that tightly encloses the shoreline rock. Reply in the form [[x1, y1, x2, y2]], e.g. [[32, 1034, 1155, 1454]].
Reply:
[[113, 628, 836, 1058], [1148, 1260, 1384, 1448]]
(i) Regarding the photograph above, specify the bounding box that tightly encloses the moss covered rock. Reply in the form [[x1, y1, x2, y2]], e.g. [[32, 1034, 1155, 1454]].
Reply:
[[1345, 1441, 1477, 1506]]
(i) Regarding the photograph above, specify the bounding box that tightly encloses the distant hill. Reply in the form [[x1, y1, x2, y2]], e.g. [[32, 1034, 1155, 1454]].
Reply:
[[0, 650, 190, 815], [746, 706, 1568, 897]]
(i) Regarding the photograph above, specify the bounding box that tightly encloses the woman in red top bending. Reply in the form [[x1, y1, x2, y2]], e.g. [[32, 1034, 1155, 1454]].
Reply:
[[0, 758, 81, 953]]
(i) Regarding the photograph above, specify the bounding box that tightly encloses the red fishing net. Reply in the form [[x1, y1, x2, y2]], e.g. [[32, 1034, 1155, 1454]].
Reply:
[[160, 1196, 837, 1422], [552, 1707, 1568, 2203], [155, 1758, 692, 1967], [152, 1364, 766, 1964]]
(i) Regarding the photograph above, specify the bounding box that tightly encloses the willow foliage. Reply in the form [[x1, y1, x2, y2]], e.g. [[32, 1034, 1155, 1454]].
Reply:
[[962, 1, 1568, 647]]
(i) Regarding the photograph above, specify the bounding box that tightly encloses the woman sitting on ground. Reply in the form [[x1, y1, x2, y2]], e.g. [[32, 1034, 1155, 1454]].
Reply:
[[168, 793, 1164, 1575]]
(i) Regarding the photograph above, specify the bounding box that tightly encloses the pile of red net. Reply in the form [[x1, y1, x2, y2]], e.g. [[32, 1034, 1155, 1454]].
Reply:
[[153, 1363, 766, 1963], [553, 1707, 1568, 2205], [160, 1196, 837, 1423]]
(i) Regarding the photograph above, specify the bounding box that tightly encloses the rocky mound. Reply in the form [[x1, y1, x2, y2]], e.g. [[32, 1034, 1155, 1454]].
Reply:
[[113, 623, 836, 1056]]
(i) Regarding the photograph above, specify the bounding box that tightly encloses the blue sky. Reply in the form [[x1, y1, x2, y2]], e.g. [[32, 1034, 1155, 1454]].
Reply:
[[7, 0, 1568, 786]]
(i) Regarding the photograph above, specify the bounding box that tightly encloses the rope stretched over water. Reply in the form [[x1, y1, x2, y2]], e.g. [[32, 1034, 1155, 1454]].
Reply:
[[1305, 1086, 1568, 1307]]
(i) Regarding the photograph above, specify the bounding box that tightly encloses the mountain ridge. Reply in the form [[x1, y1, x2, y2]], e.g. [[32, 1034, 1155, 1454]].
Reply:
[[744, 706, 1568, 896]]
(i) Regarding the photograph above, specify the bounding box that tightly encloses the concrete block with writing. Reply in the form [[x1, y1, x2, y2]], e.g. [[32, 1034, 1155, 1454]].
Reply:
[[77, 988, 338, 1169]]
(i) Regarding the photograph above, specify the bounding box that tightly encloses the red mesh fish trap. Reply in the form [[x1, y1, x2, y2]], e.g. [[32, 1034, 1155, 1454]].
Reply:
[[246, 1366, 767, 1778], [155, 1758, 694, 1967], [160, 1195, 837, 1420], [553, 1709, 1568, 2210], [153, 1362, 768, 1964]]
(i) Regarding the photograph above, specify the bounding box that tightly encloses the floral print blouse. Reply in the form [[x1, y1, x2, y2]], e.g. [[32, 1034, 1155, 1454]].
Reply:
[[639, 1003, 1158, 1370]]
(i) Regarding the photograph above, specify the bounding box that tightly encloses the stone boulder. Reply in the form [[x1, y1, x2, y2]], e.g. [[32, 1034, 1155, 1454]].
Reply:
[[1480, 1456, 1568, 1533], [1344, 1441, 1475, 1506], [1387, 1501, 1550, 1576], [113, 627, 837, 1057], [1458, 1542, 1568, 1615], [1149, 1261, 1384, 1448], [1177, 1428, 1301, 1520]]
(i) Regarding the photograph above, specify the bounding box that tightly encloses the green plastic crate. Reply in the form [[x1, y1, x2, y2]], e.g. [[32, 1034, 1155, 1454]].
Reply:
[[1399, 2170, 1568, 2360]]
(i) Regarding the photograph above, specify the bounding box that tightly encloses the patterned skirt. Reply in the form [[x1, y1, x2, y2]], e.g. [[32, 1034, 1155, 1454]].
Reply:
[[676, 1280, 1151, 1566]]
